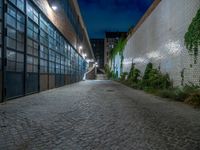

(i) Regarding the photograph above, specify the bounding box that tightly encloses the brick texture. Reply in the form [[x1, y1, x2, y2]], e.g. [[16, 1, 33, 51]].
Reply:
[[123, 0, 200, 86]]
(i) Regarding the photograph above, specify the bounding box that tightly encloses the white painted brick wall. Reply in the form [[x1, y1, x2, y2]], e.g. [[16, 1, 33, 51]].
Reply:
[[123, 0, 200, 86]]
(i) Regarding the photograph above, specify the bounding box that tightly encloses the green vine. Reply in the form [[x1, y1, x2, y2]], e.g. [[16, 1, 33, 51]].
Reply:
[[109, 38, 127, 59], [184, 8, 200, 62]]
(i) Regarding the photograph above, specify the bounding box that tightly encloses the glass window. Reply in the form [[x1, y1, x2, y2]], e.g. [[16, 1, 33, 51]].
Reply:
[[8, 0, 24, 11], [49, 50, 55, 62], [40, 45, 48, 60], [56, 54, 60, 64], [27, 19, 38, 41], [7, 50, 16, 61], [17, 0, 24, 11], [7, 50, 24, 72], [27, 2, 38, 24], [7, 37, 16, 49], [7, 27, 16, 38], [49, 62, 55, 73], [8, 5, 16, 18], [6, 5, 25, 53], [26, 55, 38, 73], [56, 63, 60, 74], [27, 39, 38, 56], [40, 59, 48, 73]]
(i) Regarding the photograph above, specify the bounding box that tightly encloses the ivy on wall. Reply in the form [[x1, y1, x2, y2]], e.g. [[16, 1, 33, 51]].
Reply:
[[109, 38, 127, 59], [184, 8, 200, 62]]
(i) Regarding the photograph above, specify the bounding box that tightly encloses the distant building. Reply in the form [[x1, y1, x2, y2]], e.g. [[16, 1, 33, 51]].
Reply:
[[90, 39, 104, 69], [104, 32, 127, 66]]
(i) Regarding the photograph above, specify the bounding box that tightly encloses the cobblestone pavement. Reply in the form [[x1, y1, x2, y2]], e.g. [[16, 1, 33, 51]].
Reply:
[[0, 80, 200, 150]]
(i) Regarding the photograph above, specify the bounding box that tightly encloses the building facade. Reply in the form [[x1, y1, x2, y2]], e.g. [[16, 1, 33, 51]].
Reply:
[[122, 0, 200, 86], [90, 39, 104, 69], [0, 0, 94, 102], [104, 32, 126, 67]]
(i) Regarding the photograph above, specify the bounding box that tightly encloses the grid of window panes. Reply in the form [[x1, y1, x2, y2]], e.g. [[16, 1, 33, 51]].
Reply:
[[40, 15, 48, 74], [68, 45, 72, 76], [6, 3, 25, 72], [4, 0, 86, 90], [48, 24, 56, 74], [60, 37, 65, 75], [64, 41, 68, 75], [55, 31, 61, 75], [78, 56, 81, 78], [26, 2, 39, 73], [75, 52, 78, 80], [9, 0, 25, 12], [71, 47, 76, 79], [55, 52, 61, 74]]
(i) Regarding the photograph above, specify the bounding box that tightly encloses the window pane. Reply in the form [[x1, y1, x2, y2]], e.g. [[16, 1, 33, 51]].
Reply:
[[7, 50, 16, 61], [17, 0, 24, 11], [17, 53, 24, 62], [7, 27, 16, 38], [7, 37, 16, 49], [7, 15, 16, 28]]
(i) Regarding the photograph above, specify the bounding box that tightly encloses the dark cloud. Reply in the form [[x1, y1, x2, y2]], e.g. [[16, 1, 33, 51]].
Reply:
[[78, 0, 154, 38]]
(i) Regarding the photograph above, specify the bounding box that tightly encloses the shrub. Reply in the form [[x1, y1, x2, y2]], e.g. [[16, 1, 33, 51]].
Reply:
[[156, 83, 200, 102], [143, 87, 159, 94], [127, 63, 141, 83], [120, 72, 128, 81], [105, 64, 113, 79], [142, 63, 172, 89], [157, 89, 176, 99], [185, 91, 200, 107]]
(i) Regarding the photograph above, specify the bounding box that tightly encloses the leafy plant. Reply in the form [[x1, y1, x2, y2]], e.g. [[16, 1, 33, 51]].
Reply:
[[157, 83, 200, 102], [127, 63, 141, 83], [185, 91, 200, 107], [110, 38, 127, 59], [118, 61, 200, 107], [104, 64, 118, 80], [120, 72, 128, 81], [142, 63, 172, 89], [184, 8, 200, 62]]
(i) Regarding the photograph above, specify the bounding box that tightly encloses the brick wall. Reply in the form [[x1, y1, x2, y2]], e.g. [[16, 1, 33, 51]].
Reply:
[[123, 0, 200, 86]]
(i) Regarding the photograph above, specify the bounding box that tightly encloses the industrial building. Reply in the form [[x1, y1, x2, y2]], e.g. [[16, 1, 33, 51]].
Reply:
[[0, 0, 94, 102]]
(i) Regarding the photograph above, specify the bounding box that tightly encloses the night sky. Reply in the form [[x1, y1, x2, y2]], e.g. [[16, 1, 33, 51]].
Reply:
[[78, 0, 154, 38]]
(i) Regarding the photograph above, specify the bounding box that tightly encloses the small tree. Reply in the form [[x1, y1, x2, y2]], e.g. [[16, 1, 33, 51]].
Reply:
[[128, 63, 141, 83]]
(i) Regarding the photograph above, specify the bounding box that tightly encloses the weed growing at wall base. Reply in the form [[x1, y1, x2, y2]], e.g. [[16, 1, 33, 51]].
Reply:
[[118, 63, 200, 107]]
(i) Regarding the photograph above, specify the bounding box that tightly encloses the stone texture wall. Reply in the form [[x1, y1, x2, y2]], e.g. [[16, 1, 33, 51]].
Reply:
[[123, 0, 200, 86]]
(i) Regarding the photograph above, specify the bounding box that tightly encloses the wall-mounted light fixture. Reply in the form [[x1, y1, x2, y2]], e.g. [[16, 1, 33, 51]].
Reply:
[[51, 5, 58, 11], [79, 46, 83, 50], [48, 0, 58, 11]]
